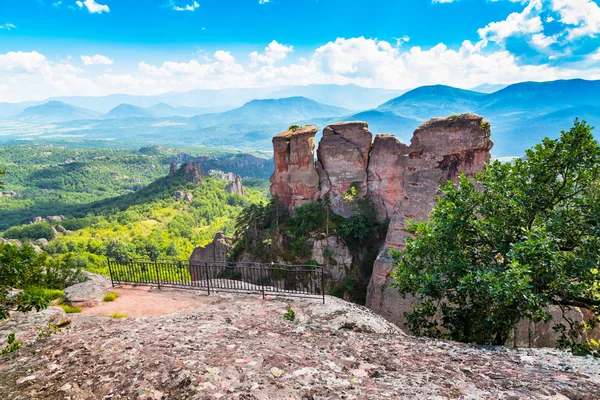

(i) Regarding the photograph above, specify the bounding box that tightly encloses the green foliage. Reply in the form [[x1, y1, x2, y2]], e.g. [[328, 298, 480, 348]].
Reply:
[[106, 312, 128, 319], [283, 304, 296, 322], [3, 223, 57, 241], [60, 304, 82, 314], [393, 120, 600, 351], [288, 125, 300, 132], [23, 287, 64, 303], [286, 200, 327, 237], [103, 292, 118, 302], [1, 333, 22, 355], [37, 323, 62, 339]]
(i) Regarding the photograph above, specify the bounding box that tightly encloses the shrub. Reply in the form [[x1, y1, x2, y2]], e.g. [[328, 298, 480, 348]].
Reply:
[[283, 304, 296, 322], [103, 292, 118, 302], [60, 304, 82, 314], [106, 312, 128, 319], [1, 333, 22, 355], [24, 287, 64, 303]]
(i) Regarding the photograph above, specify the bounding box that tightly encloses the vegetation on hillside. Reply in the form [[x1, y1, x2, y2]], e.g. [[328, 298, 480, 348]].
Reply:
[[393, 120, 600, 356], [232, 190, 387, 303]]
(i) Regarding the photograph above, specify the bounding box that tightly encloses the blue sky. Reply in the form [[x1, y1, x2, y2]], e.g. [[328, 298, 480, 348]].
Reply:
[[1, 0, 600, 102]]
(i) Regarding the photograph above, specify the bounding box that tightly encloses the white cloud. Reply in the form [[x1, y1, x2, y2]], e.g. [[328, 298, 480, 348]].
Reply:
[[259, 0, 270, 4], [249, 40, 293, 67], [171, 1, 200, 12], [478, 0, 544, 44], [551, 0, 600, 39], [0, 23, 16, 30], [76, 0, 110, 14], [214, 50, 235, 64], [81, 54, 114, 65], [432, 0, 457, 3]]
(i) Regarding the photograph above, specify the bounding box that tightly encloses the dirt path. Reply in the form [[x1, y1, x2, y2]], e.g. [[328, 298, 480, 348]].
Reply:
[[80, 285, 209, 317]]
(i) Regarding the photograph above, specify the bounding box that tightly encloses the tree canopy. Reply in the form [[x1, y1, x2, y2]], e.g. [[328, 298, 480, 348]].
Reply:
[[393, 120, 600, 355]]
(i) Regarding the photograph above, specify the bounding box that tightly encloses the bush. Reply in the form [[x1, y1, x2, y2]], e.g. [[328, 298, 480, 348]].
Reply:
[[106, 312, 128, 319], [393, 120, 600, 350], [23, 287, 64, 303], [103, 292, 118, 302], [60, 304, 82, 314]]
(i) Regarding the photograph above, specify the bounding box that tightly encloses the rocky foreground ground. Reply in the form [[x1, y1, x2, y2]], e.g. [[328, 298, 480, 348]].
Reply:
[[0, 289, 599, 399]]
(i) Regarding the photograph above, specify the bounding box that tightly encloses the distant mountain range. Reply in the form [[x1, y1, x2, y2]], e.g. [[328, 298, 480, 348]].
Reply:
[[1, 79, 599, 157]]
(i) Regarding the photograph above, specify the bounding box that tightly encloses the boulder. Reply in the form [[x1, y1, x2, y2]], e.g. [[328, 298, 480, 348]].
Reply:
[[46, 215, 65, 222], [32, 216, 43, 224], [269, 126, 320, 212], [64, 272, 112, 307], [55, 225, 66, 233], [183, 162, 203, 184], [34, 238, 49, 247]]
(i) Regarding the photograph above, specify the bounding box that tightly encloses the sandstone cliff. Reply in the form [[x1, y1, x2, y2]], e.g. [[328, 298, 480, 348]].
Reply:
[[225, 175, 245, 196], [270, 113, 494, 329], [269, 126, 320, 212], [366, 114, 493, 327]]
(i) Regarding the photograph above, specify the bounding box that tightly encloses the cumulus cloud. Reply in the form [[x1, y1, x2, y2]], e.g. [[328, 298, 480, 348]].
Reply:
[[249, 40, 293, 67], [214, 50, 235, 64], [170, 1, 200, 12], [551, 0, 600, 39], [76, 0, 110, 14], [81, 54, 114, 65]]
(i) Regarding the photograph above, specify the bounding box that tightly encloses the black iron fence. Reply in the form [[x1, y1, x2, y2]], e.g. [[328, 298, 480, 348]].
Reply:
[[107, 259, 325, 303]]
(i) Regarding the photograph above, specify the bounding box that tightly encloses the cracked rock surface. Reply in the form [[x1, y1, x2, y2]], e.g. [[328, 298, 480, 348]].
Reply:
[[0, 291, 598, 399]]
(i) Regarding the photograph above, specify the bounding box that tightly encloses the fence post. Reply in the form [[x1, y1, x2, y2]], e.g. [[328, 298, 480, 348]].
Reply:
[[261, 265, 265, 300], [155, 260, 161, 290], [321, 267, 325, 304], [108, 259, 115, 288], [204, 262, 211, 295]]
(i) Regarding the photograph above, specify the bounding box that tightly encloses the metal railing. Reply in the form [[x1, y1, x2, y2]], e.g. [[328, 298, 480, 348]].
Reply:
[[107, 259, 325, 303]]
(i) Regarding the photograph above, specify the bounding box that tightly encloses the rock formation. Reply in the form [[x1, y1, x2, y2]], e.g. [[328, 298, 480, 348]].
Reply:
[[225, 175, 245, 196], [169, 163, 177, 177], [269, 126, 320, 212], [174, 190, 193, 202], [269, 113, 494, 328], [366, 114, 493, 327], [183, 162, 203, 184], [317, 122, 373, 217], [189, 232, 230, 280]]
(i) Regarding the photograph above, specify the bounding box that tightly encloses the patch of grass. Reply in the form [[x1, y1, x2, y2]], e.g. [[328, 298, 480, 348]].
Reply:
[[103, 292, 118, 302], [60, 304, 82, 314], [283, 304, 296, 322], [106, 312, 128, 319], [24, 286, 64, 303]]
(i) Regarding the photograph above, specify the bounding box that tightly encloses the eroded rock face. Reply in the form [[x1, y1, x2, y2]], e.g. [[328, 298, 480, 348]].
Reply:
[[225, 175, 245, 196], [269, 114, 495, 332], [183, 162, 203, 184], [189, 232, 230, 280], [366, 113, 493, 328], [310, 235, 353, 282], [270, 126, 320, 212], [317, 122, 372, 217], [64, 272, 112, 307]]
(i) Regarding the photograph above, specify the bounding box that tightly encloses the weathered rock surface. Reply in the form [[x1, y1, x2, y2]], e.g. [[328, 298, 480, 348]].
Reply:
[[270, 126, 320, 212], [310, 235, 353, 281], [366, 114, 493, 328], [225, 174, 245, 196], [317, 122, 373, 217], [0, 306, 70, 348], [63, 272, 112, 307], [174, 190, 193, 202], [189, 232, 230, 280], [183, 161, 203, 184], [0, 291, 597, 400]]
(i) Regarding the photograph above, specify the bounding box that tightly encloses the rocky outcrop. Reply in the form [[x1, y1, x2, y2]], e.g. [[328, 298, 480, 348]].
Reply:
[[269, 114, 494, 331], [310, 235, 353, 282], [1, 291, 598, 399], [189, 233, 230, 280], [169, 163, 177, 177], [270, 126, 320, 212], [225, 175, 245, 196], [183, 162, 203, 184], [366, 114, 493, 328], [174, 190, 193, 202], [0, 306, 70, 348], [317, 122, 373, 217]]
